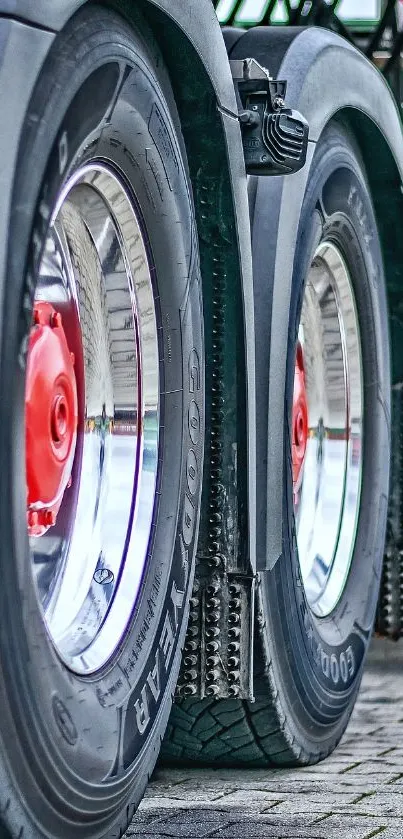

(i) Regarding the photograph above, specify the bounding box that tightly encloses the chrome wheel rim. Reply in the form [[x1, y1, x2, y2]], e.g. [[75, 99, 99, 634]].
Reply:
[[28, 162, 159, 673], [295, 241, 363, 617]]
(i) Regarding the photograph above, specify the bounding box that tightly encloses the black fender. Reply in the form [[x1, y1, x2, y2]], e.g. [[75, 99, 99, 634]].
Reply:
[[0, 0, 257, 577], [228, 26, 403, 571]]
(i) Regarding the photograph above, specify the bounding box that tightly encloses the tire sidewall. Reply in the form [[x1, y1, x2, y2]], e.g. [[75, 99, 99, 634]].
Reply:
[[261, 123, 390, 742], [0, 9, 203, 837]]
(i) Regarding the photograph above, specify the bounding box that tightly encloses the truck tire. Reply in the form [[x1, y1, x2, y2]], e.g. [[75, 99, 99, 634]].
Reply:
[[0, 6, 203, 837], [163, 121, 389, 766]]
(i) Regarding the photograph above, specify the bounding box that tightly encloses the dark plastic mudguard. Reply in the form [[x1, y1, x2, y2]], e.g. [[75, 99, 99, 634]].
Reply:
[[0, 19, 54, 349], [228, 26, 403, 572]]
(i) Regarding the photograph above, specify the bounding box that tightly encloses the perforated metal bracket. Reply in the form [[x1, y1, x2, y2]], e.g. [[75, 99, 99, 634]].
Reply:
[[175, 161, 255, 701], [230, 57, 309, 176], [176, 573, 255, 700]]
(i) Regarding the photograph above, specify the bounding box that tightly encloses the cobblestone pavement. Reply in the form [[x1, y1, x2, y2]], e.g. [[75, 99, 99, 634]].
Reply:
[[128, 639, 403, 838]]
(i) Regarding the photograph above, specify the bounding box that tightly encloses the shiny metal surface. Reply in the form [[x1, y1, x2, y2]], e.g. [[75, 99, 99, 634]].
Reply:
[[295, 242, 363, 617], [30, 163, 159, 673]]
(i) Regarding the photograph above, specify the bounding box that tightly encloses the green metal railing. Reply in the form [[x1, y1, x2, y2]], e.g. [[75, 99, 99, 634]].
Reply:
[[213, 0, 403, 108]]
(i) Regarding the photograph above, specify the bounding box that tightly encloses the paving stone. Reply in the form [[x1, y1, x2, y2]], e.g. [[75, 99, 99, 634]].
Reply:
[[213, 814, 387, 839], [310, 814, 389, 838], [138, 811, 236, 838], [339, 791, 403, 817], [128, 638, 403, 838], [266, 791, 361, 815], [213, 790, 285, 807]]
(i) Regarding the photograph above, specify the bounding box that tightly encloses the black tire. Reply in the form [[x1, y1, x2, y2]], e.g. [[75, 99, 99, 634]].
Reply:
[[163, 121, 389, 766], [0, 6, 203, 837]]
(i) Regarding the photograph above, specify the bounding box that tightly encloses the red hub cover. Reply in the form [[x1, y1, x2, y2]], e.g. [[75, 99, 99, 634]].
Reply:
[[292, 341, 308, 495], [25, 302, 78, 536]]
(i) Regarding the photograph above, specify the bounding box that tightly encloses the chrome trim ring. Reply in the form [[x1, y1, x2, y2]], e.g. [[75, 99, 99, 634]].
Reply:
[[30, 163, 159, 673], [295, 241, 363, 618]]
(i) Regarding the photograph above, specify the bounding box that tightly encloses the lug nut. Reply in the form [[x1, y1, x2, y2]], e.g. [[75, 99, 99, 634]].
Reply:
[[51, 311, 62, 329], [27, 510, 38, 527]]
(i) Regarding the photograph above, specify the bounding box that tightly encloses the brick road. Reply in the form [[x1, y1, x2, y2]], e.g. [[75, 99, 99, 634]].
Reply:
[[128, 638, 403, 838]]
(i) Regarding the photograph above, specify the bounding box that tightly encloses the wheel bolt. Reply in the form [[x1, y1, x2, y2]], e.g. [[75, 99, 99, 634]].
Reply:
[[27, 510, 38, 527], [51, 311, 62, 329], [38, 509, 56, 527]]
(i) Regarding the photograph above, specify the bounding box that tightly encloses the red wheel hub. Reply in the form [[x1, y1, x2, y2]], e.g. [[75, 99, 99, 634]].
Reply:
[[292, 341, 308, 494], [25, 302, 78, 536]]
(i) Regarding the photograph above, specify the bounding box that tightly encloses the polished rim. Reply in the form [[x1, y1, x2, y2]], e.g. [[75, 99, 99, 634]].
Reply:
[[27, 162, 159, 673], [294, 241, 363, 617]]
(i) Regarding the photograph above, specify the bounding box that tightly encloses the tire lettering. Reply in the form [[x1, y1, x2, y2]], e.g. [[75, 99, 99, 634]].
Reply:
[[148, 103, 179, 190], [347, 184, 372, 246], [347, 645, 355, 678], [52, 695, 78, 746], [182, 493, 196, 547], [188, 400, 201, 446], [321, 650, 330, 679], [147, 652, 161, 701], [340, 651, 348, 683], [301, 604, 357, 686], [189, 348, 201, 393], [128, 346, 202, 743], [180, 534, 190, 583], [187, 449, 198, 496], [160, 611, 175, 669], [170, 580, 184, 631], [59, 131, 68, 175], [330, 654, 339, 685], [134, 686, 150, 735]]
